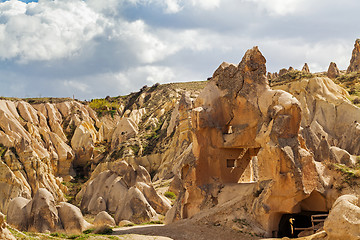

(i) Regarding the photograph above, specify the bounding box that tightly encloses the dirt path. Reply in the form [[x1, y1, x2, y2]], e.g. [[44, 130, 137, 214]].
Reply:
[[112, 221, 260, 240]]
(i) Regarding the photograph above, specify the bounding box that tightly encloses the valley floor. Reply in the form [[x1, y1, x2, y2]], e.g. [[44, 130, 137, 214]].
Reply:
[[112, 221, 260, 240]]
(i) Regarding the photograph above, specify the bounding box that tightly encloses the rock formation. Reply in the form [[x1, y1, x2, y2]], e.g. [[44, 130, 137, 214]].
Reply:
[[302, 63, 310, 72], [0, 100, 102, 213], [166, 47, 323, 236], [0, 212, 16, 240], [78, 160, 171, 224], [93, 211, 116, 227], [324, 195, 360, 240], [7, 188, 91, 234], [327, 62, 340, 79], [347, 39, 360, 73], [273, 76, 360, 158]]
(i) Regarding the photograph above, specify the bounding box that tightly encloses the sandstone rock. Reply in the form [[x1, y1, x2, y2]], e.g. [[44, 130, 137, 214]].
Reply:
[[118, 220, 134, 227], [27, 188, 62, 233], [6, 197, 31, 231], [302, 63, 310, 72], [114, 186, 157, 224], [57, 202, 92, 234], [111, 118, 138, 150], [93, 211, 116, 227], [279, 68, 288, 76], [329, 146, 354, 166], [168, 47, 322, 236], [273, 77, 360, 157], [71, 121, 98, 167], [7, 188, 92, 234], [79, 161, 168, 224], [0, 212, 16, 240], [0, 160, 31, 214], [347, 39, 360, 73], [324, 194, 360, 240], [327, 62, 340, 79], [9, 189, 62, 233]]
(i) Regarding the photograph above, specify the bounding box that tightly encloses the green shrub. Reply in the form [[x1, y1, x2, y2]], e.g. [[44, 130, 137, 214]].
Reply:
[[89, 99, 121, 117], [164, 191, 176, 200]]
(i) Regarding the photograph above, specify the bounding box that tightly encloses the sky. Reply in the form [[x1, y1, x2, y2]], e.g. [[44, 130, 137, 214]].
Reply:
[[0, 0, 359, 100]]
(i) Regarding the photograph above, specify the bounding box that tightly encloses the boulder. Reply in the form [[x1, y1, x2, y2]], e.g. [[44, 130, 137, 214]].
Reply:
[[6, 197, 30, 231], [8, 189, 62, 233], [0, 212, 16, 240], [347, 39, 360, 73], [327, 62, 340, 79], [0, 160, 31, 214], [118, 220, 134, 227], [79, 161, 168, 224], [7, 188, 92, 234], [27, 188, 62, 233], [114, 186, 157, 224], [93, 211, 116, 227], [324, 194, 360, 240], [57, 202, 92, 234]]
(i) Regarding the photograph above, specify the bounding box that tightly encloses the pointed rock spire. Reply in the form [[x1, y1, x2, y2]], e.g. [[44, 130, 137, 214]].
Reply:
[[347, 39, 360, 73]]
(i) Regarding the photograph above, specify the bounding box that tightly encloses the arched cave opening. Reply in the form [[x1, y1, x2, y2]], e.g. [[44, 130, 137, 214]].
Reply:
[[277, 211, 328, 238]]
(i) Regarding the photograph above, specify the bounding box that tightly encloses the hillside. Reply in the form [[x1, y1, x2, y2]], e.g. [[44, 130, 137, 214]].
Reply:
[[1, 42, 360, 240]]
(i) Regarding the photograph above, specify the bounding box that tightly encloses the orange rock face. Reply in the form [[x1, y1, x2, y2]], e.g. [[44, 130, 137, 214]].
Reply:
[[347, 39, 360, 73], [168, 47, 323, 236]]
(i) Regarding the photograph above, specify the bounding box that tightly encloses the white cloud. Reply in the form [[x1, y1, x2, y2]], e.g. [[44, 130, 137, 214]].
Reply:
[[63, 80, 90, 93], [164, 0, 183, 13], [244, 0, 310, 16], [189, 0, 220, 10], [0, 0, 105, 62]]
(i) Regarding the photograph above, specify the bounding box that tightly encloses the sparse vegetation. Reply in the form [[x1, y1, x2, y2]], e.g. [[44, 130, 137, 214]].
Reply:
[[332, 163, 360, 185], [0, 144, 7, 158], [270, 70, 314, 86], [89, 99, 121, 117], [164, 191, 176, 200]]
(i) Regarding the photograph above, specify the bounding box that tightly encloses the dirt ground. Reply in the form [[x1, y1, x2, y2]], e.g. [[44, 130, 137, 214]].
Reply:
[[112, 220, 260, 240]]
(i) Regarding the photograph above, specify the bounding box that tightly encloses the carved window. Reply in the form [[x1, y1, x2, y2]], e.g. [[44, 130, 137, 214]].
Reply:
[[227, 159, 235, 168]]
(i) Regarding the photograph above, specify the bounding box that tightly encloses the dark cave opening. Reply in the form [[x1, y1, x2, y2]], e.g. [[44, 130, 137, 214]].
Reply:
[[277, 211, 328, 238]]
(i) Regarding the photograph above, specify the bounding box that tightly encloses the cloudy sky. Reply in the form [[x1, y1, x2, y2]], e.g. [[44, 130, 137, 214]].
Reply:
[[0, 0, 359, 99]]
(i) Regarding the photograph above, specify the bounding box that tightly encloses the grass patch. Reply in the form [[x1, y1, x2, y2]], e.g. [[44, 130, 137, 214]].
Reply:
[[129, 144, 140, 156], [270, 70, 314, 86], [0, 144, 7, 158], [89, 99, 121, 117], [336, 71, 360, 84], [332, 163, 360, 184], [164, 191, 176, 200]]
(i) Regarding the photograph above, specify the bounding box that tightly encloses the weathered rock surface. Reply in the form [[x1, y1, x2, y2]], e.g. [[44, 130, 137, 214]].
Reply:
[[0, 212, 16, 240], [0, 99, 101, 213], [78, 160, 171, 224], [347, 39, 360, 73], [7, 188, 91, 234], [327, 62, 340, 79], [58, 202, 93, 234], [93, 211, 116, 227], [302, 63, 310, 72], [324, 194, 360, 240], [273, 76, 360, 157], [166, 47, 325, 236]]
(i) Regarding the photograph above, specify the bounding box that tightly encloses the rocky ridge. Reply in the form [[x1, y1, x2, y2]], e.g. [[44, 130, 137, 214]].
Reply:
[[1, 40, 360, 239]]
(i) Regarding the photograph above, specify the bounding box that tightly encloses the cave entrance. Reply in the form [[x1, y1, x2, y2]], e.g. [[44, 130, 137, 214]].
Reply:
[[277, 212, 328, 238]]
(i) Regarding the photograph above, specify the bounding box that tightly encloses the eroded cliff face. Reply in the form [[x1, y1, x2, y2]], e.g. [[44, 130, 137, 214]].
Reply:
[[0, 100, 102, 213], [165, 47, 337, 236], [0, 82, 203, 223]]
